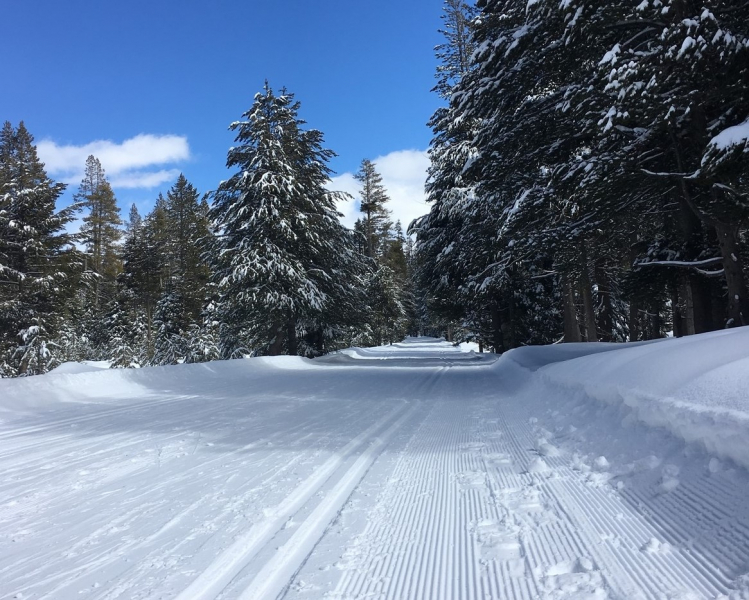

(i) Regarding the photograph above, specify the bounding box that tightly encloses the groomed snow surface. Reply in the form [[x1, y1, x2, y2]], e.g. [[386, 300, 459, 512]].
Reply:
[[2, 330, 749, 599]]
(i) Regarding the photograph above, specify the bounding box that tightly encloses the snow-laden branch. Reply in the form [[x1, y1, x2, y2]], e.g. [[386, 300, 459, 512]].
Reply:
[[706, 118, 749, 154], [641, 168, 700, 179], [635, 257, 723, 268], [694, 268, 725, 278]]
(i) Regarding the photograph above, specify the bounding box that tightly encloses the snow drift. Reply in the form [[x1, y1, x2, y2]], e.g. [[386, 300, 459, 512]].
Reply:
[[506, 328, 749, 470]]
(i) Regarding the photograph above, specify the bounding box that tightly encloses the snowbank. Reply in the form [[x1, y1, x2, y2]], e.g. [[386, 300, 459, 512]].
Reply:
[[4, 330, 749, 472], [504, 339, 662, 371], [0, 356, 318, 414], [49, 360, 111, 374], [512, 328, 749, 469]]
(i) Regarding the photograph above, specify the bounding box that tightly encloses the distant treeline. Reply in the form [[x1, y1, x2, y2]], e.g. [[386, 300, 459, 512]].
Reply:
[[0, 89, 419, 376]]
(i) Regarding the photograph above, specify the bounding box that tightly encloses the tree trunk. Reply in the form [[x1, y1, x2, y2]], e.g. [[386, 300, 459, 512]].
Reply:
[[595, 261, 614, 342], [505, 290, 517, 349], [681, 275, 695, 336], [577, 244, 598, 342], [563, 276, 581, 343], [651, 310, 663, 340], [711, 283, 726, 332], [268, 323, 284, 356], [579, 273, 598, 342], [670, 140, 749, 329], [286, 315, 298, 356], [688, 274, 713, 334], [490, 301, 505, 352], [629, 299, 640, 342], [671, 281, 683, 338], [715, 222, 749, 327]]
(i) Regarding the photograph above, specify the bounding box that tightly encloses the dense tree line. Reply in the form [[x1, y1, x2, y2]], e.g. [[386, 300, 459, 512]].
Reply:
[[0, 86, 418, 376], [412, 0, 749, 350]]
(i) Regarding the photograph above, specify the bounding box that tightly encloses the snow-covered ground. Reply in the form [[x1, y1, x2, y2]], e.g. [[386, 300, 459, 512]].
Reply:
[[1, 332, 749, 599]]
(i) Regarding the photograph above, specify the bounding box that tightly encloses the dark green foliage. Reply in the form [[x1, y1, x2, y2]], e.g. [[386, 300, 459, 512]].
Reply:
[[0, 122, 81, 375]]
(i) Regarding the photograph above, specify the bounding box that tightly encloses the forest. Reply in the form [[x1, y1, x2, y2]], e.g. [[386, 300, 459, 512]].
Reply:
[[2, 0, 748, 376]]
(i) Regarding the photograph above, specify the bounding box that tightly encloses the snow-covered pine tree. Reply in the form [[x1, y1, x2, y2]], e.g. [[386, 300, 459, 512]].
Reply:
[[410, 0, 479, 344], [184, 315, 220, 364], [108, 301, 139, 369], [152, 290, 188, 366], [0, 122, 81, 376], [598, 0, 749, 328], [208, 83, 365, 356], [434, 0, 478, 100]]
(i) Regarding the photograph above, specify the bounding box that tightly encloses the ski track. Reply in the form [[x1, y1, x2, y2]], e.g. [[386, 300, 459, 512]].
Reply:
[[1, 340, 748, 599]]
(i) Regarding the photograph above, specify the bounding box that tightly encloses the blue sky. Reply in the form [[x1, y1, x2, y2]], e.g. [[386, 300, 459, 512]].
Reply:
[[4, 0, 445, 229]]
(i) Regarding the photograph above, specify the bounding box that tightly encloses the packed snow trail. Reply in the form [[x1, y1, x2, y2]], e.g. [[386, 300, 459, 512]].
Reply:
[[1, 336, 749, 599]]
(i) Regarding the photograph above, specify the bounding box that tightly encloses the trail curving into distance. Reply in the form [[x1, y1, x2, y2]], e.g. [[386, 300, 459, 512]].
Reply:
[[1, 338, 748, 599]]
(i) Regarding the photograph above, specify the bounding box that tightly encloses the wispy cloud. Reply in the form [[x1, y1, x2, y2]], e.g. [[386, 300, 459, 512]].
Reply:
[[331, 149, 429, 233], [110, 169, 182, 189], [37, 134, 190, 190]]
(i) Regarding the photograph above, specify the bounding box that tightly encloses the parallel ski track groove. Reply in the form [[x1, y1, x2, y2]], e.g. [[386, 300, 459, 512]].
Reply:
[[2, 399, 386, 599], [172, 400, 414, 600], [236, 401, 422, 600], [500, 394, 734, 599]]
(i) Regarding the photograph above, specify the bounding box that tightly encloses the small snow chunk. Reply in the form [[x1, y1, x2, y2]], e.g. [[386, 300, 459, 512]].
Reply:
[[593, 456, 610, 471], [658, 465, 681, 493], [537, 438, 560, 457], [708, 457, 722, 473], [528, 457, 550, 473], [571, 454, 591, 473], [641, 537, 672, 555], [633, 455, 662, 472]]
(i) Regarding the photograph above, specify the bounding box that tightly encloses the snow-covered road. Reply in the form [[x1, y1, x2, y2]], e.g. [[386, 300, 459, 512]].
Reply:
[[1, 337, 748, 599]]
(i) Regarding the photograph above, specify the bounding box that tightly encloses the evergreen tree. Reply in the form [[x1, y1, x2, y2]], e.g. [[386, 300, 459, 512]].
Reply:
[[355, 159, 392, 260], [119, 204, 162, 359], [0, 122, 80, 375], [412, 0, 486, 345], [208, 83, 366, 356], [598, 0, 749, 327], [367, 265, 407, 346], [418, 0, 749, 348], [152, 290, 188, 365], [163, 175, 211, 326], [434, 0, 478, 100], [108, 301, 139, 369], [75, 155, 122, 310]]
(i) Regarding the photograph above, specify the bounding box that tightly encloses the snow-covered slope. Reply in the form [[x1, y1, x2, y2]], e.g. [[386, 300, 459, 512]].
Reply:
[[1, 334, 748, 599], [515, 328, 749, 469]]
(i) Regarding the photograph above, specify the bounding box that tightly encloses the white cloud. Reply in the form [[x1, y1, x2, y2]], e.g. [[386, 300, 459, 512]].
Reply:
[[110, 169, 182, 189], [330, 149, 429, 233], [37, 134, 190, 189]]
